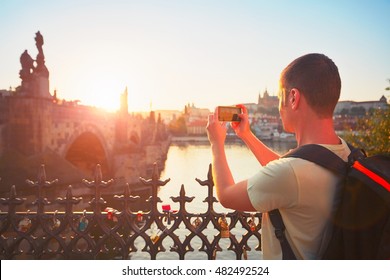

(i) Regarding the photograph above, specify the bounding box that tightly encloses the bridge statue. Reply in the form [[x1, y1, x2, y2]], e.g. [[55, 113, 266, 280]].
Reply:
[[35, 31, 44, 54], [19, 50, 35, 91], [34, 31, 49, 78], [18, 31, 50, 97]]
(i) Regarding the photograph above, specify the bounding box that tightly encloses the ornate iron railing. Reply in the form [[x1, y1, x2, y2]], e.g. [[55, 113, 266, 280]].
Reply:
[[0, 163, 262, 260]]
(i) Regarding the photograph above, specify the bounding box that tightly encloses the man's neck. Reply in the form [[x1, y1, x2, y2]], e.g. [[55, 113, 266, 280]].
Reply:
[[295, 117, 340, 146]]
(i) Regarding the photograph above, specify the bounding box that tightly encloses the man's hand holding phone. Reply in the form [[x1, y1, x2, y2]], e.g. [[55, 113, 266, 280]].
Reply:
[[207, 104, 250, 145], [228, 105, 250, 138], [217, 106, 242, 122]]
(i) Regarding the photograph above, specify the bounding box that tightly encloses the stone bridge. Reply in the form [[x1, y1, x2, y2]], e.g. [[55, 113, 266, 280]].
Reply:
[[0, 32, 170, 192]]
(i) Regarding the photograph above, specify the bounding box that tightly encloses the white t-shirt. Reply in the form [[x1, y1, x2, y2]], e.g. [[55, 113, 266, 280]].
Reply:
[[247, 139, 351, 259]]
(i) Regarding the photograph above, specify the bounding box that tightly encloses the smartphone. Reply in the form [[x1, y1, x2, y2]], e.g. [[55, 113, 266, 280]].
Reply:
[[217, 106, 242, 122]]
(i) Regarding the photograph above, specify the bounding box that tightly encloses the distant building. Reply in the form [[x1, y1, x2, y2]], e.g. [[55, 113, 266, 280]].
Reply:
[[257, 89, 278, 109], [187, 119, 208, 135], [155, 109, 182, 124], [334, 95, 388, 115], [243, 89, 279, 114], [183, 104, 210, 135], [185, 103, 210, 122]]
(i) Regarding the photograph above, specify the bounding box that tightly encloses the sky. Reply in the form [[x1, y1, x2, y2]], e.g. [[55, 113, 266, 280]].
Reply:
[[0, 0, 389, 112]]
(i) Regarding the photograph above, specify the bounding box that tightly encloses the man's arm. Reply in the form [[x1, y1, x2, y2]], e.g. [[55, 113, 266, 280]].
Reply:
[[232, 105, 280, 166], [207, 111, 256, 212]]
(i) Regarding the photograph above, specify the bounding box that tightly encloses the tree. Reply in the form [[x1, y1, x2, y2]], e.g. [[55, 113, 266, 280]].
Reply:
[[168, 116, 187, 136], [344, 79, 390, 155], [344, 106, 389, 156]]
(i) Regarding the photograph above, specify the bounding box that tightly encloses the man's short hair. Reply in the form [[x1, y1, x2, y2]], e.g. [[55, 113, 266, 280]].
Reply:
[[280, 53, 341, 118]]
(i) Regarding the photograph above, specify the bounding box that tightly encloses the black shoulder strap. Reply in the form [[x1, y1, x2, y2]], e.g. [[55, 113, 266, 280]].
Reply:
[[268, 209, 297, 260], [269, 144, 350, 260], [283, 144, 349, 176]]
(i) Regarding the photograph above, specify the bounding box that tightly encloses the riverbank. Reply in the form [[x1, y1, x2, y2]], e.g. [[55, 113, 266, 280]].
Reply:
[[171, 136, 209, 144], [171, 135, 297, 145]]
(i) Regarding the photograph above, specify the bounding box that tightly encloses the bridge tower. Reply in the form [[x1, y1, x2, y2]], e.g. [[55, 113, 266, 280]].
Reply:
[[115, 87, 129, 143]]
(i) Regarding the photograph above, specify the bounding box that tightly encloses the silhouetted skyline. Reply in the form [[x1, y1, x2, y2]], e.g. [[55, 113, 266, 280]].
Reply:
[[1, 0, 389, 112]]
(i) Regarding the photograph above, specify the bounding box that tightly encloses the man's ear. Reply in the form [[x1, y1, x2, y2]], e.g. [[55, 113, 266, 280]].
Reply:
[[290, 88, 300, 110]]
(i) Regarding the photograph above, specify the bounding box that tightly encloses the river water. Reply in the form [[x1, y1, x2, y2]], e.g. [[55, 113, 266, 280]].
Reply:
[[131, 140, 296, 260], [159, 140, 296, 212]]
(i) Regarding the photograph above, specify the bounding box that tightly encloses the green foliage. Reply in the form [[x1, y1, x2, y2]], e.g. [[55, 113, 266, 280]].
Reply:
[[344, 106, 390, 156]]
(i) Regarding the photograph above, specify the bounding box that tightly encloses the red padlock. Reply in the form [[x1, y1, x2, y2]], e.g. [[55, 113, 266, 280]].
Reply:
[[162, 204, 171, 212], [250, 222, 256, 232], [105, 207, 114, 220], [249, 214, 257, 232], [105, 207, 118, 222], [162, 204, 174, 225], [137, 211, 143, 222]]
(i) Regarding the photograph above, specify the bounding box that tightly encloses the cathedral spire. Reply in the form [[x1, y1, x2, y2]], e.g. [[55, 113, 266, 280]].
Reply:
[[120, 87, 128, 115], [263, 88, 269, 98]]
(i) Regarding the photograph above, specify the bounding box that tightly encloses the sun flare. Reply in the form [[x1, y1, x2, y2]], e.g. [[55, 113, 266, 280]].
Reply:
[[66, 64, 155, 113], [70, 70, 125, 112]]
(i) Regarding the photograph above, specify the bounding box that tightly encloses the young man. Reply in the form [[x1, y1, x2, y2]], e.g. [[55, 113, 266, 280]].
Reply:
[[206, 53, 351, 259]]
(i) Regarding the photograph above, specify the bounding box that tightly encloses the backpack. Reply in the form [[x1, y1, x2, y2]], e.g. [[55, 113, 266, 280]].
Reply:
[[269, 144, 390, 260]]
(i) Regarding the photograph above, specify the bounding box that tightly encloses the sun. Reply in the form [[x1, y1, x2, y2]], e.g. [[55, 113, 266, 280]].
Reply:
[[66, 64, 154, 113], [89, 85, 121, 113], [78, 75, 124, 112]]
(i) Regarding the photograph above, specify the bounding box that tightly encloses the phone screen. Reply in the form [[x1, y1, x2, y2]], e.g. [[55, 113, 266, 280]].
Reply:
[[217, 106, 241, 122]]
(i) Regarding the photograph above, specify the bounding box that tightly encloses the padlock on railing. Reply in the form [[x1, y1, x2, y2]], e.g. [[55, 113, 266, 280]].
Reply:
[[162, 204, 177, 225], [136, 211, 144, 223], [78, 210, 89, 232], [248, 213, 257, 232], [50, 210, 61, 230], [218, 214, 230, 238], [105, 207, 118, 222], [18, 211, 32, 233], [150, 226, 167, 244], [192, 215, 202, 230], [150, 230, 161, 244]]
